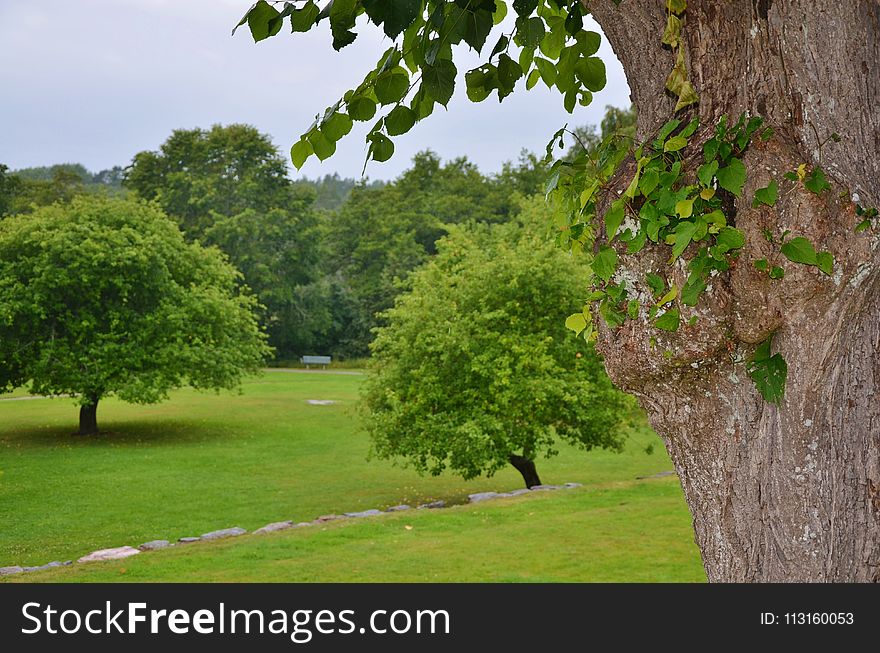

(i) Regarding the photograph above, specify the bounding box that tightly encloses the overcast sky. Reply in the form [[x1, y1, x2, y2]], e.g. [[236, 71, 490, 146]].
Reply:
[[0, 0, 630, 182]]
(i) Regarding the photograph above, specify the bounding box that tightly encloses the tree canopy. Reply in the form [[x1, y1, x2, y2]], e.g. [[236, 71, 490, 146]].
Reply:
[[0, 195, 271, 434], [363, 198, 630, 487]]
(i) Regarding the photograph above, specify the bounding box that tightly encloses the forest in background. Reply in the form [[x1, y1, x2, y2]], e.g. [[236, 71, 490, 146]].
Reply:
[[0, 106, 634, 363]]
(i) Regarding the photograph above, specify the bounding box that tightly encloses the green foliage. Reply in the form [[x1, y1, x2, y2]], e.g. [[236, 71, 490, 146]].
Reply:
[[0, 195, 270, 415], [124, 124, 327, 359], [235, 1, 609, 171], [780, 236, 834, 276], [548, 114, 759, 336], [748, 336, 787, 405], [124, 124, 294, 240], [321, 150, 535, 358], [363, 205, 630, 483]]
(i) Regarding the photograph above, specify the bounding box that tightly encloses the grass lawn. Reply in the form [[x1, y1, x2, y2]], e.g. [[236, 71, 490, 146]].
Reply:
[[0, 370, 704, 582]]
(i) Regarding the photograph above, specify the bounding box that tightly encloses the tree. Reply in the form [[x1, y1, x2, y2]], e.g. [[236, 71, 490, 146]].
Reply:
[[322, 150, 528, 357], [240, 1, 880, 581], [0, 164, 21, 217], [124, 124, 294, 240], [0, 195, 271, 435], [124, 124, 325, 360], [363, 200, 629, 488]]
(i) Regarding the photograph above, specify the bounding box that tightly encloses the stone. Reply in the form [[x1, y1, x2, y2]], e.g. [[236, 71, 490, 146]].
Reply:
[[529, 484, 563, 491], [314, 514, 343, 523], [385, 505, 411, 512], [635, 470, 677, 480], [78, 546, 141, 563], [0, 566, 24, 576], [498, 488, 532, 497], [564, 482, 583, 488], [344, 509, 383, 518], [417, 500, 446, 509], [178, 537, 201, 543], [306, 400, 338, 405], [201, 527, 247, 541], [468, 492, 501, 503], [138, 540, 170, 551], [293, 522, 312, 528], [254, 521, 294, 535], [22, 561, 64, 573]]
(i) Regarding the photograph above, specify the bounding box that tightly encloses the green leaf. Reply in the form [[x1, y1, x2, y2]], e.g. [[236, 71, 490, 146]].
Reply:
[[697, 160, 718, 187], [465, 65, 496, 102], [496, 54, 523, 100], [639, 168, 659, 197], [565, 312, 588, 335], [605, 200, 625, 241], [575, 57, 606, 92], [664, 135, 688, 153], [657, 284, 678, 307], [816, 251, 834, 276], [715, 227, 745, 253], [322, 112, 353, 141], [646, 273, 666, 298], [748, 338, 787, 405], [661, 14, 682, 47], [347, 96, 378, 121], [526, 68, 541, 90], [534, 57, 557, 87], [290, 1, 320, 32], [681, 275, 706, 306], [375, 68, 411, 105], [493, 0, 508, 24], [422, 59, 457, 106], [655, 119, 681, 147], [307, 130, 336, 160], [654, 308, 680, 332], [769, 266, 785, 280], [368, 133, 395, 163], [675, 197, 694, 219], [513, 0, 539, 17], [329, 0, 359, 50], [384, 105, 417, 136], [362, 0, 421, 40], [671, 221, 697, 260], [804, 166, 831, 194], [780, 236, 817, 266], [666, 0, 687, 14], [716, 157, 747, 196], [247, 1, 282, 42], [592, 245, 618, 283], [290, 138, 313, 170], [515, 16, 545, 48], [753, 258, 768, 271], [753, 180, 778, 207], [674, 81, 699, 112]]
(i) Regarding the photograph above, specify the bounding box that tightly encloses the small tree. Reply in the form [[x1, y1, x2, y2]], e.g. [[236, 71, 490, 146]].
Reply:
[[363, 202, 630, 488], [0, 195, 271, 435]]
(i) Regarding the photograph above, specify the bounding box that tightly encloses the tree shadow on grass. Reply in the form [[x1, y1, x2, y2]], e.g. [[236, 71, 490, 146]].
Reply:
[[1, 419, 237, 450]]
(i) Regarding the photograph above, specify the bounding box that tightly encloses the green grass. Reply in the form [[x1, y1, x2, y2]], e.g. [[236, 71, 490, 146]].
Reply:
[[1, 370, 704, 582]]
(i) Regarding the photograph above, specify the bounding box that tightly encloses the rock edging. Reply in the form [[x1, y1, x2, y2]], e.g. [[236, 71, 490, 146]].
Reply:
[[1, 481, 584, 577]]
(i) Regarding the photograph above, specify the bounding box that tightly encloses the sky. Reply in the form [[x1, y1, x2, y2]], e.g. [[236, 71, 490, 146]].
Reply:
[[0, 0, 631, 182]]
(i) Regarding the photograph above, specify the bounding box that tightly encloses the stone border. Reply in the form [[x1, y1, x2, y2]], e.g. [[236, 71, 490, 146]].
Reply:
[[0, 482, 583, 578]]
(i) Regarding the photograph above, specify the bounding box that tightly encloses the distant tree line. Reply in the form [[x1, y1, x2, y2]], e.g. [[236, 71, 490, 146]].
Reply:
[[0, 108, 635, 364]]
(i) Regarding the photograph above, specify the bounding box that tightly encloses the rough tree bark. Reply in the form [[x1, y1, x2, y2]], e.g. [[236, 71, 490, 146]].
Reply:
[[509, 454, 543, 488], [78, 396, 100, 436], [586, 0, 880, 581]]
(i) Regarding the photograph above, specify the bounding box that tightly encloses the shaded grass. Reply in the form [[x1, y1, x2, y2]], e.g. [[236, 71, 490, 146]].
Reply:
[[0, 370, 702, 581]]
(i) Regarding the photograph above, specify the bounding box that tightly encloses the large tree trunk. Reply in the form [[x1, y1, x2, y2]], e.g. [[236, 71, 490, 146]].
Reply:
[[509, 454, 543, 488], [586, 0, 880, 581], [78, 397, 99, 436]]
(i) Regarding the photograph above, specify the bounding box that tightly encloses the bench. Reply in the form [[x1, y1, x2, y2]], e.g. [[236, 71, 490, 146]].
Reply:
[[300, 355, 332, 369]]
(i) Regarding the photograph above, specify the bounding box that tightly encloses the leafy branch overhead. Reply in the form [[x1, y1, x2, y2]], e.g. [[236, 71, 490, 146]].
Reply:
[[234, 0, 608, 170]]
